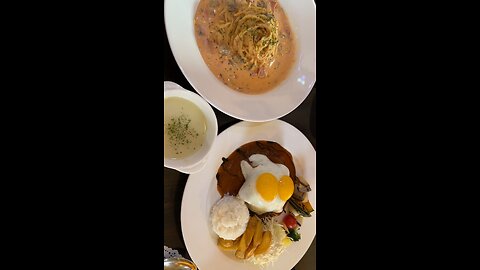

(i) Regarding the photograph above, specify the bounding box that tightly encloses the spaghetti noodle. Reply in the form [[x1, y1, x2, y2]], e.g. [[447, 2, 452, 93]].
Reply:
[[195, 0, 296, 94], [210, 0, 279, 70]]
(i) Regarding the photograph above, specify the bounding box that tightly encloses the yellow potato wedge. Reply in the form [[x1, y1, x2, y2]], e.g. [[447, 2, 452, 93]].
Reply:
[[235, 217, 257, 259], [252, 218, 264, 248], [253, 230, 272, 255], [218, 238, 234, 248], [218, 235, 242, 251], [218, 242, 237, 251], [235, 237, 246, 258], [232, 236, 241, 249], [244, 242, 256, 259], [244, 217, 264, 259]]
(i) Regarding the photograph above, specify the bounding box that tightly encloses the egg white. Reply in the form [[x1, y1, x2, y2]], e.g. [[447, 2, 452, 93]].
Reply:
[[238, 154, 290, 215]]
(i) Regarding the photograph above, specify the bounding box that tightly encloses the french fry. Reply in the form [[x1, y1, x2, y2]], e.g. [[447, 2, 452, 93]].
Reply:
[[253, 230, 272, 255], [235, 216, 257, 259]]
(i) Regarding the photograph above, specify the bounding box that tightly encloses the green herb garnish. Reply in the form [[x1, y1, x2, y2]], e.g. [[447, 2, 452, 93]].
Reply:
[[166, 114, 198, 151]]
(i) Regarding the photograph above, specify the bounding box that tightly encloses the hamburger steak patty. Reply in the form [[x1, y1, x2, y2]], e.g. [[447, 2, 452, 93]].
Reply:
[[216, 140, 298, 197]]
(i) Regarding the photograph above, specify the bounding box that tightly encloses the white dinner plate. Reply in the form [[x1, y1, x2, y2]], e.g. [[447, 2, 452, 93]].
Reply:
[[165, 0, 316, 122], [181, 120, 316, 270]]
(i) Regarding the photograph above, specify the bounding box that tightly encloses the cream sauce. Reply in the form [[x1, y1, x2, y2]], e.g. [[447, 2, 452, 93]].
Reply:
[[194, 0, 296, 94]]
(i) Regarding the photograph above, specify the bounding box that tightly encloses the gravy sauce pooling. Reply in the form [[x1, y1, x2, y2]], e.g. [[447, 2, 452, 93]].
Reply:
[[194, 0, 296, 94]]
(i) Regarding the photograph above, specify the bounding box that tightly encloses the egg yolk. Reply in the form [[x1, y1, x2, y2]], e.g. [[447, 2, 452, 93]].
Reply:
[[278, 175, 294, 201], [256, 173, 278, 202]]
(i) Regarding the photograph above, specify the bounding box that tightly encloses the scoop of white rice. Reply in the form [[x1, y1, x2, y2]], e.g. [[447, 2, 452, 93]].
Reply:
[[210, 195, 250, 240]]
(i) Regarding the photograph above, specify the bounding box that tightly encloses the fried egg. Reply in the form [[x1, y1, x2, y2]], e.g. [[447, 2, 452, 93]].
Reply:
[[238, 154, 294, 215]]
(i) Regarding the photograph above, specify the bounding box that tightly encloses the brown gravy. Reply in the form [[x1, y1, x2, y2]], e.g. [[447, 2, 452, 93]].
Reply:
[[194, 0, 296, 94], [216, 141, 298, 197]]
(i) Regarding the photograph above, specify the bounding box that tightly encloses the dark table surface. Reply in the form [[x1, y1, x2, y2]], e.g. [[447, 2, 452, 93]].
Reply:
[[163, 11, 317, 270]]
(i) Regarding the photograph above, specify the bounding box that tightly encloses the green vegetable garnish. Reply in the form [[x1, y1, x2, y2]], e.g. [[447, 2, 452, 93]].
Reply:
[[287, 228, 301, 242]]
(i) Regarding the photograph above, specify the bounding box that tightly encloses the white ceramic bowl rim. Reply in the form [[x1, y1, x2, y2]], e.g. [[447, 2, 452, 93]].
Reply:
[[164, 81, 218, 174]]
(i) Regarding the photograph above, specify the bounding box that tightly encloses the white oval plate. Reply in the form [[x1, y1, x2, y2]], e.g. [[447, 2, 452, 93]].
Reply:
[[181, 120, 316, 270], [165, 0, 316, 122]]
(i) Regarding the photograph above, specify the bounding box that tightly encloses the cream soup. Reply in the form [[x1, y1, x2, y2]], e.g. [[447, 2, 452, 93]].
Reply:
[[164, 97, 207, 159], [194, 0, 296, 94]]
